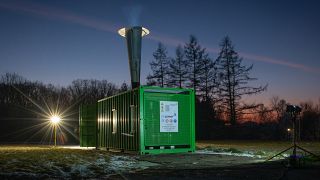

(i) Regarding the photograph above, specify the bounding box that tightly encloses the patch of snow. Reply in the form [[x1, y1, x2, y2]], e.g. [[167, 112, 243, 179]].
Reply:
[[109, 155, 159, 172], [196, 149, 255, 157], [96, 156, 107, 165], [70, 164, 94, 177], [44, 161, 54, 168], [196, 149, 289, 160]]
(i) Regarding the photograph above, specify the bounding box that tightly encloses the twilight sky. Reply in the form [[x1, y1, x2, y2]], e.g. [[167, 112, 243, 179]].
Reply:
[[0, 0, 319, 105]]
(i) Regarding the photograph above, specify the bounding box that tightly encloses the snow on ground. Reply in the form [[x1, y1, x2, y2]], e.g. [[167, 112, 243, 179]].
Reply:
[[0, 146, 160, 179], [109, 155, 159, 172], [195, 148, 289, 161], [196, 149, 258, 158], [196, 142, 295, 161], [2, 142, 319, 178]]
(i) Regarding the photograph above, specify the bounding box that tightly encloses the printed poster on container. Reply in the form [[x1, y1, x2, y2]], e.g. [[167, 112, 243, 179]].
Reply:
[[160, 101, 178, 132]]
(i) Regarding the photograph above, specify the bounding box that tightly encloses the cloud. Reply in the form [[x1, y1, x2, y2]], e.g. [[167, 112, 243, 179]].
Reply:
[[0, 1, 119, 33], [147, 33, 185, 47], [237, 52, 320, 74], [148, 33, 320, 74], [1, 1, 319, 74]]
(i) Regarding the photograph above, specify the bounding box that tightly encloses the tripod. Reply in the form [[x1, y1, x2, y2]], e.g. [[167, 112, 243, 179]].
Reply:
[[266, 111, 319, 166]]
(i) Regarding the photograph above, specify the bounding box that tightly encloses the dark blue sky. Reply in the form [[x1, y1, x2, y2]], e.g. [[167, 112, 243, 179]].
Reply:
[[1, 0, 320, 104]]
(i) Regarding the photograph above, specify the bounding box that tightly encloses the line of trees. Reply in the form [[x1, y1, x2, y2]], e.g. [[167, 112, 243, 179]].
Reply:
[[0, 73, 319, 141], [0, 73, 129, 143], [146, 35, 320, 140], [1, 36, 319, 142], [147, 36, 267, 126], [0, 73, 129, 112]]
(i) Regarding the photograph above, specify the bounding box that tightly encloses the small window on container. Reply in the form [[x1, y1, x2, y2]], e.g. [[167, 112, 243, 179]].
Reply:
[[130, 105, 136, 133], [112, 109, 117, 134]]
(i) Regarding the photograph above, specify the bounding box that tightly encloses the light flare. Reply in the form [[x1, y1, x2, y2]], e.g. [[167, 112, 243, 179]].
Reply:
[[1, 85, 80, 145], [50, 115, 61, 124]]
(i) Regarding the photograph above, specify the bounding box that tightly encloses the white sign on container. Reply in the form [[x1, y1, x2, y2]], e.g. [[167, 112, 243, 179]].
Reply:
[[160, 101, 178, 132]]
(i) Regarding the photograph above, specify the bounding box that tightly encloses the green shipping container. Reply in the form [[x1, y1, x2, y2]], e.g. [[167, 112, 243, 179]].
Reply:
[[81, 86, 195, 154], [97, 86, 195, 154], [79, 104, 97, 147]]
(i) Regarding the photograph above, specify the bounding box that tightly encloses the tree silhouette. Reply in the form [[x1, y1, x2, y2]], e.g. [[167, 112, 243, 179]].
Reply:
[[167, 45, 188, 88], [270, 96, 287, 121], [215, 36, 267, 125], [184, 35, 206, 94], [146, 43, 169, 87], [119, 82, 129, 92], [198, 53, 218, 103]]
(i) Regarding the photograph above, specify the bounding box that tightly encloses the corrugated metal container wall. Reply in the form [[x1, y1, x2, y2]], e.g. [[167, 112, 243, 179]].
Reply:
[[97, 89, 140, 151], [95, 86, 195, 154], [79, 104, 97, 147]]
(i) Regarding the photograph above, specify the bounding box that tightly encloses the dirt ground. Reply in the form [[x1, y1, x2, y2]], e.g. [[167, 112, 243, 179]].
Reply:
[[0, 141, 319, 179], [127, 141, 320, 180], [123, 162, 320, 180]]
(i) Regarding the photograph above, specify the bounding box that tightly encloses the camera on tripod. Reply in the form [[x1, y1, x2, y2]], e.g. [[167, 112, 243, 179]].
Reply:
[[286, 104, 302, 114], [268, 104, 319, 166]]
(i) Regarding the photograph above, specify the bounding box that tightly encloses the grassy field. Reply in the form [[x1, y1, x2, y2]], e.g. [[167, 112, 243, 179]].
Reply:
[[0, 141, 319, 179], [197, 140, 320, 157], [0, 146, 115, 178]]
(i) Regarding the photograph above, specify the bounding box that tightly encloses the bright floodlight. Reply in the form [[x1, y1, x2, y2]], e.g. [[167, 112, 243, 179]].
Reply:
[[50, 116, 61, 124], [118, 27, 150, 37]]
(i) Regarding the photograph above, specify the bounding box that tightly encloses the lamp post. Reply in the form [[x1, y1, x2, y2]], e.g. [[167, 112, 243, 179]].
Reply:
[[287, 128, 291, 140], [50, 116, 61, 146]]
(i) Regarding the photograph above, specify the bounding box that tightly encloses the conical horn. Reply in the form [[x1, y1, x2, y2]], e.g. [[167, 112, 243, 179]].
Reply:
[[118, 26, 149, 89]]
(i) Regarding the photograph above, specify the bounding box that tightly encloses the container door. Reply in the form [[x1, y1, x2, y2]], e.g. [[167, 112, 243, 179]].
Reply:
[[143, 92, 191, 147], [79, 104, 97, 147]]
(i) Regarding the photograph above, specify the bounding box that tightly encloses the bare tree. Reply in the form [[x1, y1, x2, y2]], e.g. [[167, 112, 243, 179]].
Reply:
[[68, 79, 117, 104], [119, 82, 129, 92], [146, 43, 169, 87], [167, 45, 188, 88], [300, 101, 320, 140], [0, 73, 123, 143], [184, 35, 206, 94], [198, 53, 218, 103], [257, 104, 273, 123], [215, 36, 267, 125], [270, 96, 287, 121], [0, 73, 27, 105]]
